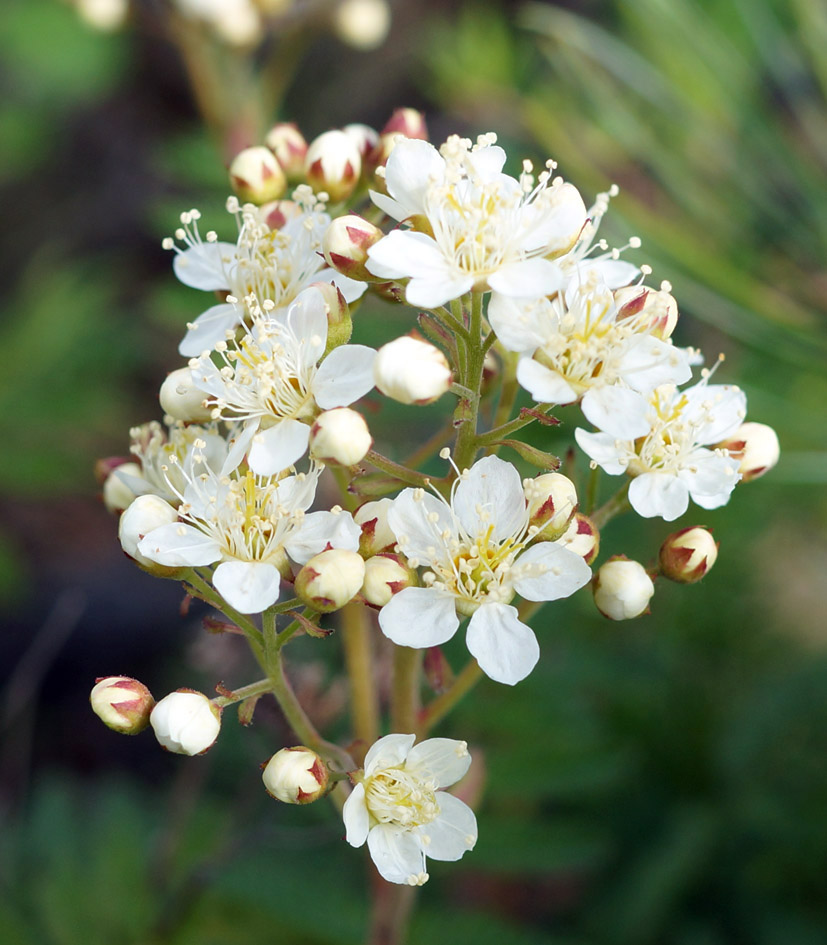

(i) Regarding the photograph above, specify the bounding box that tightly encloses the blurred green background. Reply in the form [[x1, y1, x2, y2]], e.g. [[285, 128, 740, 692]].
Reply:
[[2, 0, 826, 942]]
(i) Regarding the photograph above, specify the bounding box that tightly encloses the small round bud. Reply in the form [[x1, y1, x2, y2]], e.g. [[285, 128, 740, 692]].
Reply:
[[229, 146, 287, 205], [525, 472, 578, 540], [150, 690, 221, 755], [322, 215, 384, 281], [159, 367, 212, 423], [716, 422, 780, 482], [118, 494, 178, 567], [361, 553, 417, 607], [262, 746, 330, 803], [354, 498, 396, 556], [94, 455, 131, 486], [343, 123, 380, 161], [264, 123, 308, 182], [557, 513, 600, 565], [103, 462, 145, 514], [90, 676, 155, 734], [381, 108, 428, 141], [309, 408, 372, 466], [305, 130, 362, 203], [373, 336, 451, 405], [614, 285, 678, 340], [333, 0, 391, 50], [295, 549, 366, 612], [257, 199, 303, 231], [310, 281, 352, 351], [659, 527, 718, 584], [593, 557, 655, 620]]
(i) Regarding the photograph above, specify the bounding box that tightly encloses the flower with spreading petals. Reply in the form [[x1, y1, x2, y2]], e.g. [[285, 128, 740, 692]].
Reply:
[[378, 455, 592, 684], [343, 734, 477, 886], [165, 192, 366, 356], [189, 286, 376, 475], [575, 377, 746, 520]]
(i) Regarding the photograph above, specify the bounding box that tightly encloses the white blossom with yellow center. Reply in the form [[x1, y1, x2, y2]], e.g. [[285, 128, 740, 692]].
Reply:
[[379, 455, 591, 685], [343, 734, 477, 886]]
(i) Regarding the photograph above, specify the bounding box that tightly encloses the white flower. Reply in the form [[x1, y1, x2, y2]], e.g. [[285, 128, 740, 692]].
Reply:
[[165, 195, 366, 356], [135, 453, 360, 614], [378, 456, 592, 685], [575, 378, 746, 521], [366, 134, 587, 308], [491, 281, 691, 439], [150, 690, 221, 755], [189, 287, 376, 475], [343, 734, 477, 886]]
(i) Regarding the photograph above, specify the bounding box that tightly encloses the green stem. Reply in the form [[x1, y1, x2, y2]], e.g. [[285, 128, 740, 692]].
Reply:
[[391, 646, 422, 735], [585, 464, 601, 516], [419, 658, 483, 732], [452, 292, 486, 470], [342, 602, 380, 757], [590, 481, 632, 529], [476, 403, 554, 446], [183, 570, 264, 661], [365, 450, 445, 489], [212, 678, 274, 708]]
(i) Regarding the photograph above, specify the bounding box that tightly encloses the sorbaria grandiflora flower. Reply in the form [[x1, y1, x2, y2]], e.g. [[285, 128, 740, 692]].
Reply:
[[164, 190, 366, 356], [150, 689, 221, 755], [575, 375, 746, 520], [343, 734, 477, 886], [379, 455, 591, 684], [135, 450, 360, 614], [188, 286, 376, 475]]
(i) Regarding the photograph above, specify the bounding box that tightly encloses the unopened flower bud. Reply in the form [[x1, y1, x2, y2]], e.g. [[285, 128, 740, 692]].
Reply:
[[262, 746, 330, 803], [593, 557, 654, 620], [333, 0, 391, 50], [119, 494, 178, 567], [76, 0, 129, 32], [229, 146, 287, 205], [159, 367, 212, 423], [322, 215, 384, 281], [557, 513, 600, 565], [716, 422, 780, 482], [309, 408, 372, 466], [614, 285, 678, 340], [524, 472, 578, 540], [103, 462, 145, 514], [369, 280, 405, 303], [311, 280, 352, 350], [257, 199, 303, 231], [90, 676, 155, 734], [94, 455, 131, 485], [295, 549, 366, 612], [381, 107, 428, 141], [343, 123, 380, 161], [373, 336, 451, 405], [659, 527, 718, 583], [264, 123, 308, 182], [305, 130, 361, 203], [354, 498, 396, 556], [150, 690, 221, 755], [361, 553, 417, 607]]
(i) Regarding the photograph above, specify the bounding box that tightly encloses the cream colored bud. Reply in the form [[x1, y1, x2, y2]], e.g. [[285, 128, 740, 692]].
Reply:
[[118, 494, 178, 566], [159, 367, 212, 423], [557, 513, 600, 565], [333, 0, 391, 50], [150, 690, 221, 755], [90, 676, 155, 734], [659, 527, 718, 584], [354, 498, 396, 556], [716, 422, 780, 482], [264, 123, 308, 182], [322, 215, 384, 281], [373, 336, 451, 405], [257, 199, 303, 231], [361, 553, 417, 607], [381, 108, 428, 141], [262, 746, 330, 803], [309, 408, 372, 466], [593, 557, 655, 620], [305, 130, 361, 203], [343, 123, 380, 160], [525, 473, 578, 540], [295, 549, 366, 612], [229, 146, 287, 205], [614, 285, 679, 340], [103, 463, 145, 514], [76, 0, 129, 32]]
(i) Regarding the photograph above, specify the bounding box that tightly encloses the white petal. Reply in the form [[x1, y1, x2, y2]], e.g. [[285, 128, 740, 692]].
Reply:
[[212, 560, 282, 614], [317, 267, 368, 303], [465, 603, 540, 685], [247, 420, 311, 476], [679, 449, 740, 498], [487, 257, 565, 298], [378, 587, 459, 648], [285, 510, 361, 565], [366, 230, 442, 280], [405, 273, 475, 309], [282, 287, 329, 365], [220, 420, 258, 476], [517, 357, 578, 404], [342, 782, 370, 847], [581, 386, 651, 439], [381, 139, 445, 220], [617, 336, 692, 393], [683, 384, 747, 445], [487, 294, 547, 352], [574, 259, 639, 289], [512, 541, 592, 601], [465, 144, 507, 180], [367, 824, 426, 885], [172, 242, 235, 291], [453, 456, 526, 543], [420, 793, 477, 862], [137, 523, 222, 567], [178, 303, 239, 357], [364, 733, 416, 776], [405, 738, 472, 789], [313, 345, 376, 409], [574, 429, 629, 475], [388, 488, 457, 563], [628, 473, 689, 520]]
